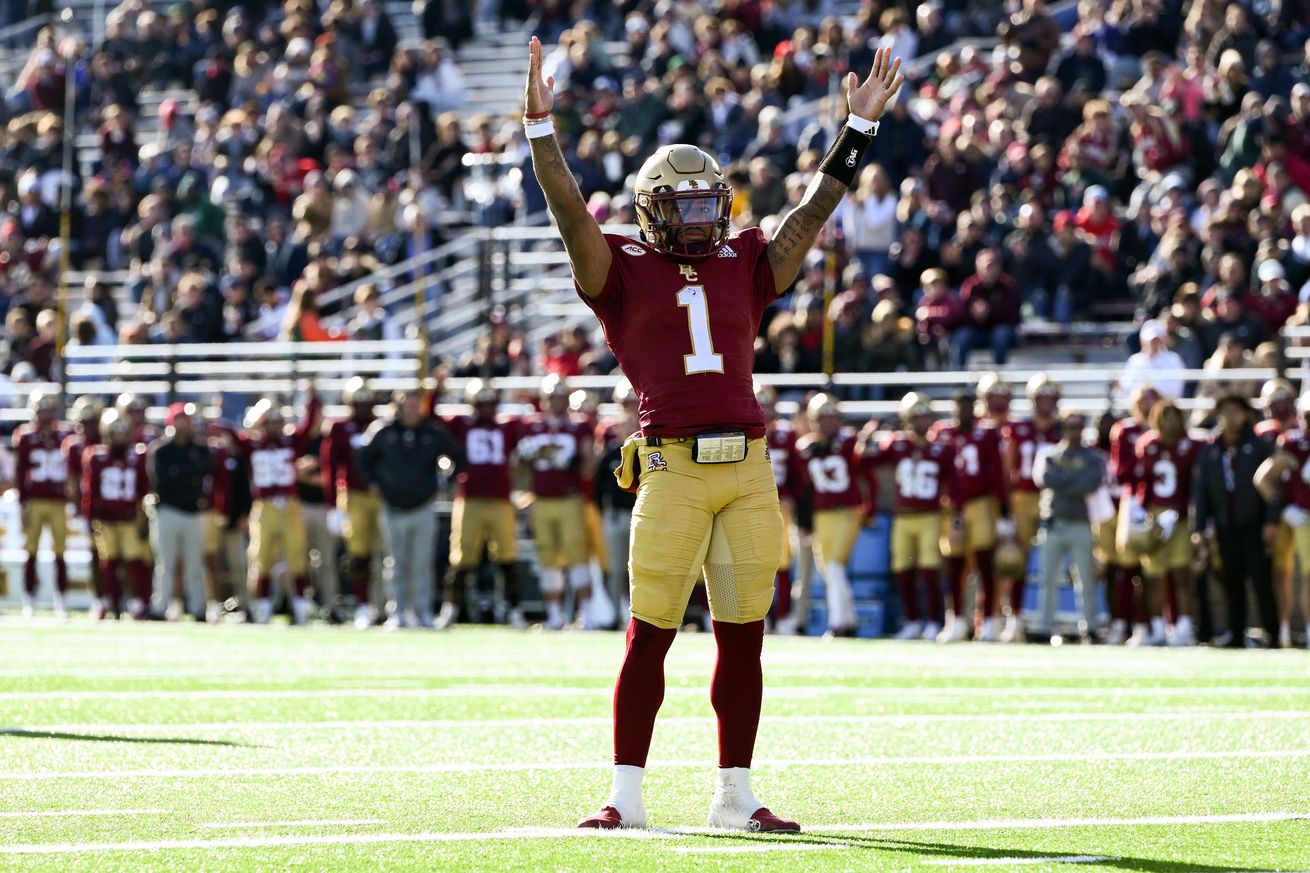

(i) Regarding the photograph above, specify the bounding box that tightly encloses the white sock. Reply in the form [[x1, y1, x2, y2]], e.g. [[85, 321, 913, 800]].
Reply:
[[715, 767, 762, 809], [1150, 617, 1166, 636], [825, 562, 851, 626], [567, 565, 591, 591], [540, 568, 565, 596], [547, 601, 565, 625], [608, 764, 644, 816]]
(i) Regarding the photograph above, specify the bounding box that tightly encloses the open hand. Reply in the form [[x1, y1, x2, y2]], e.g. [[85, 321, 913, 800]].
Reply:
[[526, 36, 554, 116], [846, 47, 905, 121]]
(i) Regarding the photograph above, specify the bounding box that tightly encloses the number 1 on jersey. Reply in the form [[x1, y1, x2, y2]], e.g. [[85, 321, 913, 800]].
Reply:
[[676, 284, 724, 375]]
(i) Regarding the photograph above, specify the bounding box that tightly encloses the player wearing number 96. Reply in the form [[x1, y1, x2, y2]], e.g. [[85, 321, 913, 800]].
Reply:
[[862, 393, 957, 643], [526, 33, 905, 832]]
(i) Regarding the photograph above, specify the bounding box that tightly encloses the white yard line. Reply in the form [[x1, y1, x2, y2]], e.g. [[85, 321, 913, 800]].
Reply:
[[2, 684, 1309, 701], [925, 856, 1115, 866], [1, 811, 1305, 855], [8, 709, 1307, 734], [4, 748, 1309, 781], [669, 843, 851, 854], [201, 819, 384, 828], [0, 809, 166, 818]]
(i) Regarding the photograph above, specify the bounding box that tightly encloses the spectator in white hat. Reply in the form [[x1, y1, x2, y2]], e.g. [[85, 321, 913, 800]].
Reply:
[[1120, 319, 1187, 400]]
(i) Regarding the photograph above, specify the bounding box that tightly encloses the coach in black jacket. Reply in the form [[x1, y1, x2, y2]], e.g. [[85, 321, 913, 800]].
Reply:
[[1192, 393, 1279, 646]]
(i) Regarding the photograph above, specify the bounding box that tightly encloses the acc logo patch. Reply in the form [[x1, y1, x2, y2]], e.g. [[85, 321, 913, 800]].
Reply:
[[621, 244, 646, 257], [647, 451, 668, 472]]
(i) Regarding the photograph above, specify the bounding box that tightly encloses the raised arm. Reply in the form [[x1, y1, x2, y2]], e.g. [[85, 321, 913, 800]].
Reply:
[[767, 47, 904, 292], [526, 36, 611, 299]]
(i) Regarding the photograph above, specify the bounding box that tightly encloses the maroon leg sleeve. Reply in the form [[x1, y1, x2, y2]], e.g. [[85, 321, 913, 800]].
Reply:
[[711, 619, 764, 769], [53, 557, 67, 594], [351, 557, 371, 605], [23, 556, 37, 596], [613, 618, 678, 767], [253, 576, 270, 600], [946, 556, 967, 614], [293, 576, 308, 598], [1163, 570, 1180, 624], [101, 559, 120, 610], [772, 568, 792, 620], [1112, 567, 1132, 623], [921, 568, 943, 623], [975, 549, 996, 619], [1008, 577, 1026, 616], [896, 570, 919, 622], [129, 560, 152, 604]]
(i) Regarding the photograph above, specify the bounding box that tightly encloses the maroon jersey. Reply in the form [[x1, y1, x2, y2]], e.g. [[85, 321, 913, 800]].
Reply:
[[1109, 418, 1146, 490], [928, 421, 1004, 504], [13, 424, 71, 502], [577, 229, 777, 439], [445, 416, 521, 500], [62, 429, 98, 511], [864, 432, 956, 512], [766, 419, 798, 500], [595, 419, 625, 452], [519, 415, 589, 498], [321, 416, 374, 502], [82, 445, 149, 522], [238, 431, 306, 500], [1132, 433, 1199, 513], [1005, 418, 1061, 494], [1256, 418, 1293, 442], [1278, 432, 1310, 510], [795, 430, 864, 511], [209, 438, 235, 517]]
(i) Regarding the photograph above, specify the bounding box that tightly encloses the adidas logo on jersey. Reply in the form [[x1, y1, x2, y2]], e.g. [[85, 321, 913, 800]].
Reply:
[[717, 245, 737, 258]]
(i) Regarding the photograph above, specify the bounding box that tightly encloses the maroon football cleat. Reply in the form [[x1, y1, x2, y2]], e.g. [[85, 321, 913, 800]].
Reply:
[[747, 808, 801, 833], [577, 806, 626, 829]]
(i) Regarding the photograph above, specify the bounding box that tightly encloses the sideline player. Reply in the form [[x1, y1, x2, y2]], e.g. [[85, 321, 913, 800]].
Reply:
[[526, 34, 904, 830], [323, 377, 381, 628], [1102, 385, 1158, 644], [63, 396, 104, 618], [83, 409, 151, 619], [756, 383, 801, 634], [13, 391, 71, 618]]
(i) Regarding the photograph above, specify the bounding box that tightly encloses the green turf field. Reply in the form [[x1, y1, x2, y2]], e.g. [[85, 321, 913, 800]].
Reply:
[[1, 621, 1308, 871]]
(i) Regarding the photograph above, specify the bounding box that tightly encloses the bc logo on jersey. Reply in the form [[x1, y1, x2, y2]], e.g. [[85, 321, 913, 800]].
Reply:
[[647, 451, 668, 472]]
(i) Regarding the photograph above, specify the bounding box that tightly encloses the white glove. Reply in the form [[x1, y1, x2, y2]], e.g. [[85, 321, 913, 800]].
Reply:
[[996, 518, 1016, 540], [327, 509, 344, 536], [1156, 509, 1179, 540], [1283, 506, 1309, 528]]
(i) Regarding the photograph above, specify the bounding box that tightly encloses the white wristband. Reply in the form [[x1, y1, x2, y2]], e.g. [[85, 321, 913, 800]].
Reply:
[[524, 118, 556, 139], [846, 113, 879, 136]]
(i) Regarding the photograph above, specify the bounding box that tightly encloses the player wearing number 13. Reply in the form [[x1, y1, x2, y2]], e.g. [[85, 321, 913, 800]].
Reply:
[[526, 36, 905, 832]]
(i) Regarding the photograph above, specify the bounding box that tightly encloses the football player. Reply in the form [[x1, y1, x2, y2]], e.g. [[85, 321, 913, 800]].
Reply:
[[595, 381, 640, 621], [438, 380, 525, 630], [1102, 385, 1158, 644], [796, 394, 865, 638], [864, 393, 955, 641], [202, 407, 237, 623], [518, 375, 594, 629], [570, 388, 613, 625], [1255, 393, 1310, 649], [116, 393, 161, 445], [13, 391, 71, 618], [82, 409, 151, 619], [928, 392, 1006, 642], [226, 389, 320, 625], [1000, 373, 1062, 642], [528, 34, 904, 831], [1125, 400, 1200, 646], [323, 376, 381, 628], [1255, 377, 1298, 632], [62, 396, 104, 618], [756, 383, 802, 634]]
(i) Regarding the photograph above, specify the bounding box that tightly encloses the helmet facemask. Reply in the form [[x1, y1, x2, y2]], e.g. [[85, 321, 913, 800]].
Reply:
[[636, 184, 732, 260]]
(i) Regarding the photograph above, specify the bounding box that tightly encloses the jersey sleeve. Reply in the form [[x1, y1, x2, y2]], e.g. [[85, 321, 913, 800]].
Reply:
[[12, 434, 27, 501], [575, 234, 630, 324], [739, 227, 779, 313]]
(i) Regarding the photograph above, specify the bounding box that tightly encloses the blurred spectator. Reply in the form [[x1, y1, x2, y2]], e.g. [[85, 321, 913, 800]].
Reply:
[[999, 0, 1061, 82], [1121, 319, 1187, 399], [952, 249, 1020, 368], [841, 164, 898, 278]]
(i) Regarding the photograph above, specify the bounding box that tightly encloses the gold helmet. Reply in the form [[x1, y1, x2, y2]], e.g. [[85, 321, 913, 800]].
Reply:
[[977, 372, 1012, 414], [754, 382, 778, 409], [899, 391, 933, 423], [1259, 378, 1296, 413], [465, 378, 497, 406], [1026, 373, 1061, 401], [116, 392, 147, 415], [70, 395, 104, 424], [28, 389, 57, 416], [806, 392, 840, 421], [632, 144, 732, 259], [540, 373, 570, 402], [342, 375, 374, 407], [612, 377, 636, 405], [243, 397, 282, 430], [100, 407, 130, 441], [1299, 392, 1310, 417], [568, 389, 595, 416]]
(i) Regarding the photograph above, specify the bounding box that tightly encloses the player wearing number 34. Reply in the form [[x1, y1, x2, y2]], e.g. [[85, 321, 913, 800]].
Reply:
[[525, 36, 905, 832]]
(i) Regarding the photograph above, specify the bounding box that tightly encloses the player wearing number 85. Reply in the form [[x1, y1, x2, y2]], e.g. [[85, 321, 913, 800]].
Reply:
[[526, 34, 905, 832], [862, 393, 957, 642]]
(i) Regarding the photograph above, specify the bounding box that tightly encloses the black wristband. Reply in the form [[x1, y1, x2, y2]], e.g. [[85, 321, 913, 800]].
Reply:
[[818, 125, 873, 189]]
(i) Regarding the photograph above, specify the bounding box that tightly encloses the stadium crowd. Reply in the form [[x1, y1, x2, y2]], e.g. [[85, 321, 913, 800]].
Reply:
[[4, 370, 1310, 649]]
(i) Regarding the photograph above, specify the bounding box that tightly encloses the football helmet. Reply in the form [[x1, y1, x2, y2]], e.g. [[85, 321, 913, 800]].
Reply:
[[100, 408, 130, 442], [116, 392, 147, 415], [342, 375, 374, 408], [1026, 373, 1061, 400], [976, 372, 1012, 415], [71, 395, 104, 424], [1129, 383, 1160, 422], [243, 397, 282, 431], [465, 379, 497, 407], [1259, 378, 1296, 419], [569, 389, 595, 416], [632, 144, 732, 259], [899, 391, 933, 423], [1298, 392, 1310, 417], [806, 392, 840, 422], [28, 390, 57, 419], [540, 373, 570, 402], [994, 538, 1026, 579], [754, 382, 778, 410]]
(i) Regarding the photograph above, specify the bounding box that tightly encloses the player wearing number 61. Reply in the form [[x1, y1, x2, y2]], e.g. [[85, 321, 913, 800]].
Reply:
[[525, 34, 905, 832]]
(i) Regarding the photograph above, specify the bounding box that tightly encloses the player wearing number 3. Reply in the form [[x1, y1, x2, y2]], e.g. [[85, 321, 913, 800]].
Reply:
[[525, 36, 904, 831]]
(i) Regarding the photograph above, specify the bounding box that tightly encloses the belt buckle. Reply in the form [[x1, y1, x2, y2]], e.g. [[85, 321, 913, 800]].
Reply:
[[692, 430, 747, 464]]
